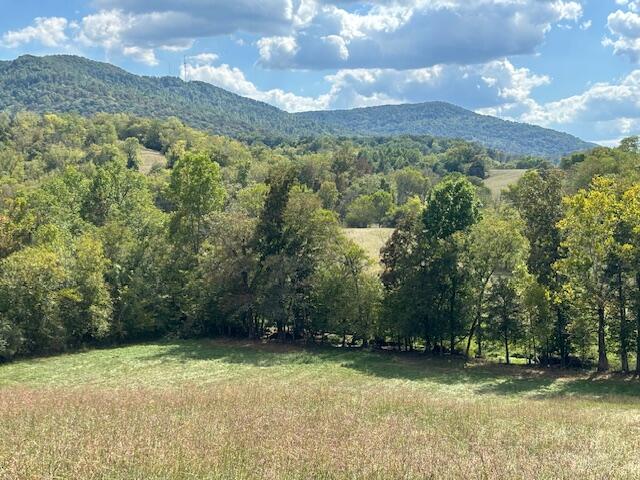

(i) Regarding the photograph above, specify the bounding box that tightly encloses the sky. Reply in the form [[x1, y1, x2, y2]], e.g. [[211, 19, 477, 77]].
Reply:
[[1, 1, 640, 144]]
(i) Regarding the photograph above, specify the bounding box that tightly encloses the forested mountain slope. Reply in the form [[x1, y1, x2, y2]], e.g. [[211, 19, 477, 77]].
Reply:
[[0, 55, 310, 138], [0, 55, 594, 157], [298, 103, 595, 158]]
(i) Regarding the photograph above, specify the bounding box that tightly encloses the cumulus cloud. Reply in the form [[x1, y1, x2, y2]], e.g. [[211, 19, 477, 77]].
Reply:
[[1, 17, 68, 48], [183, 57, 329, 112], [184, 54, 549, 116], [258, 0, 583, 69], [76, 9, 194, 65], [323, 61, 550, 110], [604, 9, 640, 62], [479, 70, 640, 141], [3, 0, 583, 69], [91, 0, 311, 35]]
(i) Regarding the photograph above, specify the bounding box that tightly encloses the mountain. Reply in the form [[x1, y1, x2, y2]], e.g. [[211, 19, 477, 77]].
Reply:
[[296, 103, 595, 158], [0, 54, 312, 138], [0, 55, 594, 158]]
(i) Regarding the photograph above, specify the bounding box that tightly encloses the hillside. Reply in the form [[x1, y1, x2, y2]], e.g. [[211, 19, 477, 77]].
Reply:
[[0, 54, 313, 138], [0, 55, 594, 157], [298, 103, 595, 158]]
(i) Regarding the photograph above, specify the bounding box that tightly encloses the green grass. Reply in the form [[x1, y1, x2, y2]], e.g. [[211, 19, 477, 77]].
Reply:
[[1, 340, 640, 479], [483, 169, 526, 199], [343, 228, 393, 271]]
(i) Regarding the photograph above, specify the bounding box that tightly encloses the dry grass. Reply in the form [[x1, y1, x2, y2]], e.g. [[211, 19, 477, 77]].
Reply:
[[139, 147, 166, 174], [1, 340, 640, 479], [483, 169, 527, 199], [343, 228, 393, 271]]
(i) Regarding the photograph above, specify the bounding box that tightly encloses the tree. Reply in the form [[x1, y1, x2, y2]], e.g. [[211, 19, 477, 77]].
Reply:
[[312, 240, 380, 345], [463, 212, 528, 357], [169, 152, 226, 255], [60, 234, 112, 346], [620, 183, 640, 373], [85, 163, 150, 227], [486, 277, 522, 365], [318, 180, 339, 210], [0, 246, 66, 357], [506, 169, 568, 363], [423, 176, 480, 241], [556, 177, 621, 371], [123, 137, 141, 171], [393, 167, 429, 205]]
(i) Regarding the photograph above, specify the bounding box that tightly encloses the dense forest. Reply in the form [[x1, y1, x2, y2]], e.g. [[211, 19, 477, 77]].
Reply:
[[0, 55, 593, 158], [1, 111, 639, 373]]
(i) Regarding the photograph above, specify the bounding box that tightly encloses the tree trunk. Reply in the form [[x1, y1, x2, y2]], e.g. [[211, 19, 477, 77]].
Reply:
[[465, 278, 491, 358], [555, 305, 567, 367], [597, 305, 609, 372], [636, 272, 640, 374], [449, 273, 457, 355], [504, 331, 510, 365], [618, 269, 629, 373], [637, 304, 640, 374]]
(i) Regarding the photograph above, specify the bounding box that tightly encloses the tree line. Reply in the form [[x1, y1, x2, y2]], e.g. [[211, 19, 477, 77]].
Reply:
[[1, 112, 640, 372]]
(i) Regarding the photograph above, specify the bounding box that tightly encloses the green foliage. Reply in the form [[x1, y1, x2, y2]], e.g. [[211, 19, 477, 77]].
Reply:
[[345, 190, 393, 227], [423, 176, 480, 241], [486, 277, 523, 364], [0, 55, 592, 157], [3, 102, 640, 376], [169, 152, 225, 255]]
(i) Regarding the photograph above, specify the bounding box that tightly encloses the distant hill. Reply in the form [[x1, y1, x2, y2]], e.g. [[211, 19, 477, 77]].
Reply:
[[0, 55, 594, 158], [0, 54, 311, 138], [297, 103, 595, 158]]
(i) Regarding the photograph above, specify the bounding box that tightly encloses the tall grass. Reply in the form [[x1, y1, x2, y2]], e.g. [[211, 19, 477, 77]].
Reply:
[[1, 340, 639, 479]]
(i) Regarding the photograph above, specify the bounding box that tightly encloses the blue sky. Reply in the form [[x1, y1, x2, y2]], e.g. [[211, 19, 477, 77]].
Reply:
[[1, 0, 640, 144]]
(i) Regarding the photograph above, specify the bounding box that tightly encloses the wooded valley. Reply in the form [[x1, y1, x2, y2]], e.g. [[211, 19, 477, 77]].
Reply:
[[1, 111, 640, 373]]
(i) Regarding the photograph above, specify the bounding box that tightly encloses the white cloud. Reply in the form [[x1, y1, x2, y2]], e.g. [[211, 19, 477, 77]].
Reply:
[[183, 60, 329, 112], [184, 55, 549, 116], [188, 53, 219, 64], [323, 60, 550, 110], [75, 9, 192, 65], [3, 1, 583, 71], [605, 7, 640, 62], [122, 46, 157, 65], [479, 70, 640, 141], [1, 17, 68, 48], [257, 36, 299, 69], [258, 0, 583, 69]]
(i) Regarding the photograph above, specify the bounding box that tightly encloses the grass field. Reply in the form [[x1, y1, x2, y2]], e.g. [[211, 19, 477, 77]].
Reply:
[[483, 169, 527, 199], [139, 147, 166, 174], [1, 339, 640, 479], [343, 228, 393, 270]]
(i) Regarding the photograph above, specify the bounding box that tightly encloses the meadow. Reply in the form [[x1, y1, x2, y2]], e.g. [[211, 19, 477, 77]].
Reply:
[[1, 339, 640, 479], [343, 227, 393, 270], [484, 169, 527, 199]]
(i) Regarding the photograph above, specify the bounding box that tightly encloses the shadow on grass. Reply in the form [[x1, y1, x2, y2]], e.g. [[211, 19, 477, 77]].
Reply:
[[147, 339, 640, 402]]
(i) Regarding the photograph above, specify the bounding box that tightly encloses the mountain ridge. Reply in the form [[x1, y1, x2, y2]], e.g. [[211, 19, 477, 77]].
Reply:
[[0, 54, 594, 158]]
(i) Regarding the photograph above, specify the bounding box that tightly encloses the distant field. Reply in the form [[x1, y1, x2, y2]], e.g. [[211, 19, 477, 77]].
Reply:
[[139, 147, 166, 174], [343, 227, 393, 270], [1, 339, 639, 479], [484, 169, 526, 199]]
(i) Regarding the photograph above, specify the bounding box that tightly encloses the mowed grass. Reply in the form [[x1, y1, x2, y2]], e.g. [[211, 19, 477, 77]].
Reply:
[[483, 169, 527, 199], [1, 340, 640, 479], [343, 228, 393, 270]]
